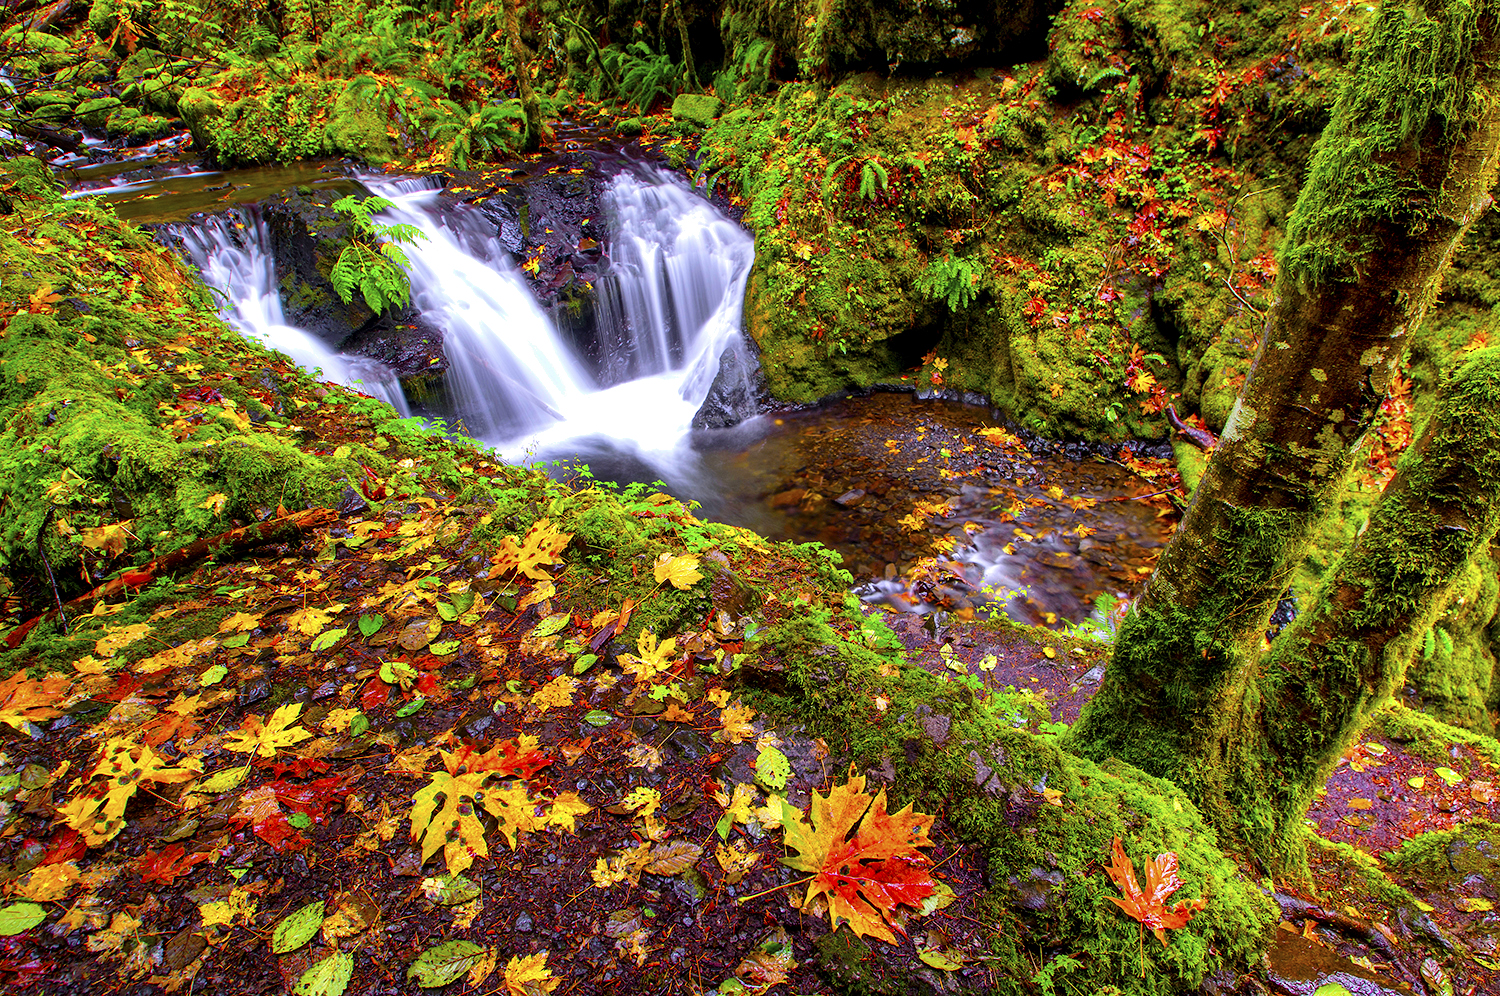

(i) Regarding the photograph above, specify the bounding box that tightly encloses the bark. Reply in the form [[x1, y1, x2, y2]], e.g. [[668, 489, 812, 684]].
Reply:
[[668, 0, 699, 91], [1068, 0, 1500, 860], [1234, 347, 1500, 875], [502, 0, 543, 153]]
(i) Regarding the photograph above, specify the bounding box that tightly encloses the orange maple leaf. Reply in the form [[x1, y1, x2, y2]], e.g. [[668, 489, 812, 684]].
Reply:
[[779, 767, 936, 942], [1103, 835, 1205, 945], [492, 518, 572, 580], [0, 670, 70, 733]]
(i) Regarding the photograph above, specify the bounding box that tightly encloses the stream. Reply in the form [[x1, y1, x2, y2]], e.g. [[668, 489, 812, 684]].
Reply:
[[66, 155, 1174, 629]]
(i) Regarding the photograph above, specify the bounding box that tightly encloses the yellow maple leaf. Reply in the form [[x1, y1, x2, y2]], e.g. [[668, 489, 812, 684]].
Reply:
[[1048, 382, 1065, 399], [28, 283, 64, 312], [779, 767, 936, 943], [715, 701, 757, 744], [80, 520, 134, 558], [411, 756, 490, 874], [94, 622, 152, 658], [492, 518, 572, 580], [504, 951, 560, 996], [619, 629, 677, 685], [484, 782, 548, 849], [0, 670, 70, 732], [546, 791, 592, 833], [224, 702, 313, 758], [652, 553, 704, 590], [66, 738, 202, 844], [85, 911, 142, 953], [286, 606, 336, 637], [15, 861, 81, 901], [200, 887, 258, 929], [530, 674, 577, 712], [715, 841, 761, 884], [217, 611, 263, 634], [715, 782, 758, 827]]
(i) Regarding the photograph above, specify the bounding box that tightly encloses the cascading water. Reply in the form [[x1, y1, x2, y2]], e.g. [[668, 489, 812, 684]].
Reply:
[[364, 178, 596, 441], [174, 213, 411, 416], [368, 169, 758, 477]]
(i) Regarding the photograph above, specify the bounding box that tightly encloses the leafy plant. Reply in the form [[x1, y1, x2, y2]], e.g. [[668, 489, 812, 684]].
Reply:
[[328, 195, 426, 314], [430, 99, 530, 167], [916, 252, 984, 311], [600, 42, 681, 113]]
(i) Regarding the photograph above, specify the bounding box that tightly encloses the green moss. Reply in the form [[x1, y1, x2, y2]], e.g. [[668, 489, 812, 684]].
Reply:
[[1377, 703, 1500, 768], [1383, 819, 1500, 883]]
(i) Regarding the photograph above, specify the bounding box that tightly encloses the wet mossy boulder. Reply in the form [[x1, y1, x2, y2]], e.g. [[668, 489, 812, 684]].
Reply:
[[671, 93, 723, 128], [76, 96, 122, 130], [327, 84, 397, 163]]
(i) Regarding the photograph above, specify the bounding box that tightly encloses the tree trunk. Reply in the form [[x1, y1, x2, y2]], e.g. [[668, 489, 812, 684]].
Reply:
[[1232, 347, 1500, 875], [1069, 0, 1500, 860], [502, 0, 543, 153]]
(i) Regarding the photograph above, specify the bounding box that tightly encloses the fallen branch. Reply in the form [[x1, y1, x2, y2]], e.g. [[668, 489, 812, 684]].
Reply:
[[3, 507, 337, 649]]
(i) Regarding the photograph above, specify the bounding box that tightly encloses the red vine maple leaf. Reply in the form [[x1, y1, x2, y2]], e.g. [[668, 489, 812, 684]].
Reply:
[[1104, 835, 1206, 945]]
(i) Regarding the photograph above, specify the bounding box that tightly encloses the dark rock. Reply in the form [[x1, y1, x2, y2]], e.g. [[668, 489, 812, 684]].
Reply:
[[691, 337, 773, 429], [834, 489, 867, 506]]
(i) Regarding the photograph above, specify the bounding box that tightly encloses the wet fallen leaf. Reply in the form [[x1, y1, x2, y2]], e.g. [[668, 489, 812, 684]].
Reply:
[[1103, 835, 1205, 945]]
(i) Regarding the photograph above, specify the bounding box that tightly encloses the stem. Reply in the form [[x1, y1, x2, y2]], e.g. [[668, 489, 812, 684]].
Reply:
[[734, 874, 815, 903]]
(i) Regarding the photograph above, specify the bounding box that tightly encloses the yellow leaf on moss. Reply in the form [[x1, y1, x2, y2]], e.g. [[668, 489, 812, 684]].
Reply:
[[95, 623, 152, 658], [653, 553, 704, 590]]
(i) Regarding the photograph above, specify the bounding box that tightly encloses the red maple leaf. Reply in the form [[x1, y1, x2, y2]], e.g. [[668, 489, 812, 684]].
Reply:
[[1104, 836, 1206, 945], [455, 738, 553, 780], [139, 843, 211, 885]]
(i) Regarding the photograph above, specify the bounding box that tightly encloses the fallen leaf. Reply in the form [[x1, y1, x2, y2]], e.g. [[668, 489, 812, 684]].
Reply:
[[1104, 835, 1205, 945], [778, 767, 936, 942], [503, 950, 559, 995], [653, 553, 704, 590]]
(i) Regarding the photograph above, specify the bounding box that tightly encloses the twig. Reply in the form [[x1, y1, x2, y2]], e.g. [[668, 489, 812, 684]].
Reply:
[[3, 507, 336, 649], [37, 508, 68, 634], [734, 873, 815, 903]]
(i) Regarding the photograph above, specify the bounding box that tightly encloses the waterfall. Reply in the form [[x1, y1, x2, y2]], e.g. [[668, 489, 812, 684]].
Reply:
[[363, 179, 596, 441], [369, 169, 758, 469], [173, 213, 411, 416]]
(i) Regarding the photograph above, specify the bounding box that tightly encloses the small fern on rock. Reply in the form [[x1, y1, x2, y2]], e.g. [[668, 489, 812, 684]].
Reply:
[[328, 195, 426, 315]]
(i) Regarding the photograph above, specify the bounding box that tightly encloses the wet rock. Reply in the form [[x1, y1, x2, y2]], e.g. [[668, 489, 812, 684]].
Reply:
[[1264, 931, 1408, 995], [691, 337, 772, 429], [769, 488, 805, 509], [513, 912, 533, 932], [834, 488, 867, 506]]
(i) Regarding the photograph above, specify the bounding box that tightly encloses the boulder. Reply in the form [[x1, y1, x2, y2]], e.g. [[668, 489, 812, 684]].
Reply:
[[671, 93, 723, 128]]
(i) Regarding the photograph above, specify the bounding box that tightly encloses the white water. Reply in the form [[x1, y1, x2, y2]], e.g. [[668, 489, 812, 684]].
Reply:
[[175, 214, 411, 416], [367, 170, 758, 470]]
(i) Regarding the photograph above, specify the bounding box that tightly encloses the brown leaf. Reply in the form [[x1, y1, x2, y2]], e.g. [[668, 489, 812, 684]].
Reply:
[[1104, 835, 1206, 945]]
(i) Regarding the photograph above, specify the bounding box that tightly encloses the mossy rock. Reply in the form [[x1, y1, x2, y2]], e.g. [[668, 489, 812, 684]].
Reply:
[[20, 89, 75, 113], [327, 83, 397, 163], [670, 93, 723, 127], [76, 96, 122, 130], [104, 106, 179, 144], [175, 86, 222, 148]]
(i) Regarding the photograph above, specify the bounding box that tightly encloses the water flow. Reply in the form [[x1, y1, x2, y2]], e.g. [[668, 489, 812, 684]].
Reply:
[[369, 170, 758, 476], [364, 179, 596, 441], [174, 213, 411, 415]]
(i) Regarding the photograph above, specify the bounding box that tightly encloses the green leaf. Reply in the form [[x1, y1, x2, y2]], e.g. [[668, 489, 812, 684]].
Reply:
[[408, 940, 487, 988], [423, 873, 480, 906], [584, 709, 612, 727], [310, 628, 348, 652], [272, 900, 325, 954], [288, 812, 313, 829], [222, 632, 251, 649], [394, 697, 426, 718], [1435, 766, 1463, 787], [0, 902, 45, 935], [359, 613, 384, 638], [295, 950, 354, 996], [918, 948, 962, 971], [380, 660, 419, 688], [200, 664, 228, 686], [573, 653, 599, 675], [436, 602, 459, 622], [754, 746, 790, 792], [531, 613, 570, 638], [1313, 986, 1355, 996], [429, 640, 460, 656], [349, 713, 371, 737]]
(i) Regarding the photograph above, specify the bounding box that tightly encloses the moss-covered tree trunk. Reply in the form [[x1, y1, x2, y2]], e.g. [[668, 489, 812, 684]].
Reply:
[[1230, 347, 1500, 874], [503, 0, 543, 153], [1069, 0, 1500, 870]]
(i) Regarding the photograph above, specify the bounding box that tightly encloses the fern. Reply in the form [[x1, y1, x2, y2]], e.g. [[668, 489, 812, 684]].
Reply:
[[600, 42, 681, 113], [916, 253, 984, 311], [430, 99, 530, 168], [858, 159, 889, 201], [328, 195, 426, 314]]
